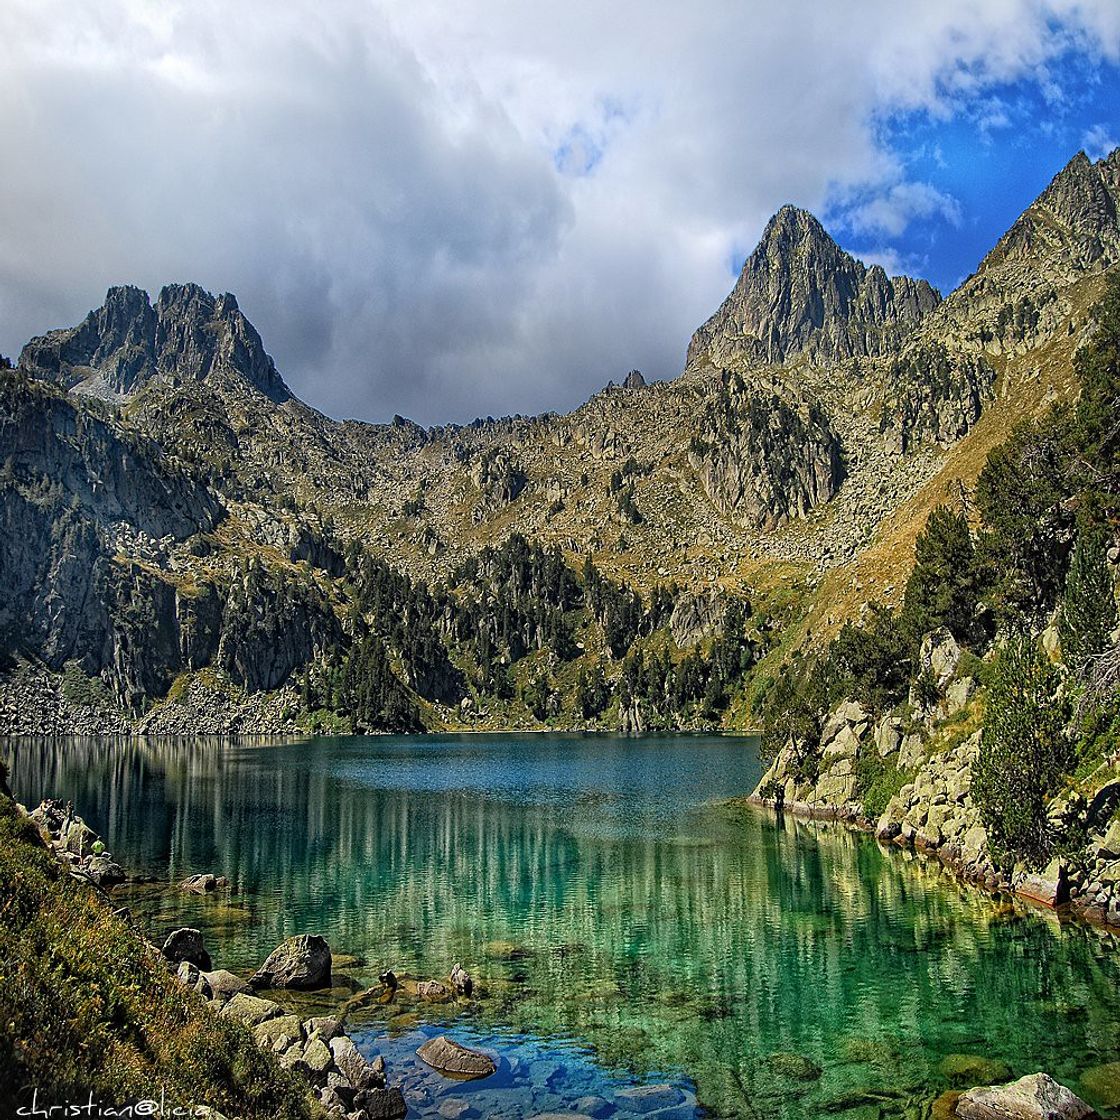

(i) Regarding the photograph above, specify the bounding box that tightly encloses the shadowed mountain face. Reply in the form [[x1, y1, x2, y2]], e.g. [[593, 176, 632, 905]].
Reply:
[[19, 283, 290, 402], [1, 148, 1119, 729], [687, 205, 942, 369]]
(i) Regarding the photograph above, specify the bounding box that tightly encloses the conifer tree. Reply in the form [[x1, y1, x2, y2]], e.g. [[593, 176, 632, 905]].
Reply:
[[973, 632, 1070, 868], [1059, 527, 1117, 677]]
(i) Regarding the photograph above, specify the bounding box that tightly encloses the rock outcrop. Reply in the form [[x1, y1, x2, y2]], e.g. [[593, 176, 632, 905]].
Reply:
[[20, 283, 291, 402], [687, 205, 940, 368], [688, 371, 844, 530]]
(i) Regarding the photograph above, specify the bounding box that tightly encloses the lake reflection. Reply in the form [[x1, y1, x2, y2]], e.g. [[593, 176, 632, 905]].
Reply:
[[6, 734, 1120, 1119]]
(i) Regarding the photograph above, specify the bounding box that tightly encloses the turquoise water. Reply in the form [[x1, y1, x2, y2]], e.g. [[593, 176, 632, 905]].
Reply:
[[6, 734, 1120, 1119]]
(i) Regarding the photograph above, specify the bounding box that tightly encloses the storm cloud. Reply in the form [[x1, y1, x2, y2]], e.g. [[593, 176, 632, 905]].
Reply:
[[1, 0, 1119, 423]]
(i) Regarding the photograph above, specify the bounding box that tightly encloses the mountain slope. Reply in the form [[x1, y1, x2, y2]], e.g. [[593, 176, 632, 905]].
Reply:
[[2, 146, 1119, 733]]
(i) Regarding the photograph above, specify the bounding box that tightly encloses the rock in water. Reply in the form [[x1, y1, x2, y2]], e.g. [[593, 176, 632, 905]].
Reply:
[[956, 1073, 1098, 1120], [161, 927, 212, 971], [354, 1087, 407, 1119], [939, 1054, 1013, 1089], [449, 962, 473, 996], [251, 934, 332, 989], [180, 872, 229, 894], [416, 979, 451, 1001], [416, 1035, 497, 1080]]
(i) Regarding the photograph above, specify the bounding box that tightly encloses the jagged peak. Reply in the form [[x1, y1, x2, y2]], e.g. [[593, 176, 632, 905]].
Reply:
[[19, 282, 290, 403], [688, 206, 939, 367]]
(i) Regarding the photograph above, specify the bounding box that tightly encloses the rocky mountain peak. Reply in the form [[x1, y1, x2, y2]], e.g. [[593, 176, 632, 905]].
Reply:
[[687, 206, 941, 369], [979, 147, 1120, 276], [19, 283, 290, 402]]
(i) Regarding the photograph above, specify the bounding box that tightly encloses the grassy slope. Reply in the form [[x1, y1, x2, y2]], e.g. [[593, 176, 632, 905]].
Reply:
[[0, 787, 316, 1118]]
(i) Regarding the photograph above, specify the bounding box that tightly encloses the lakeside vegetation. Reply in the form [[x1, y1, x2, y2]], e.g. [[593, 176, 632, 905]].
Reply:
[[757, 274, 1120, 869]]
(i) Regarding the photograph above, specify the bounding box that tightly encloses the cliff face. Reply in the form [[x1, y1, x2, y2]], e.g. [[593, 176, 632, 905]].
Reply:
[[688, 372, 844, 530], [687, 206, 941, 368]]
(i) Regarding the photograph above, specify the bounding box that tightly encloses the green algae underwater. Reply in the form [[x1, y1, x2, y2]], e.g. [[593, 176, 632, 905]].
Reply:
[[6, 733, 1120, 1119]]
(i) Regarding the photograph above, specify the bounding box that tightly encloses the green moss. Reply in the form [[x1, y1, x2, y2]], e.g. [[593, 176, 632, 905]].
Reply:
[[0, 790, 314, 1118]]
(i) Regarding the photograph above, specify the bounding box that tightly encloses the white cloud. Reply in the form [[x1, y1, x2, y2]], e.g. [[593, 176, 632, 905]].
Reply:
[[0, 0, 1118, 423], [837, 182, 964, 239], [1083, 123, 1120, 159]]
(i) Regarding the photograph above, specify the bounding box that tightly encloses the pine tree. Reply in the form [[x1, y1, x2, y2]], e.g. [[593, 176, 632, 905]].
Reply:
[[1059, 527, 1117, 677], [973, 632, 1070, 868], [901, 505, 982, 645]]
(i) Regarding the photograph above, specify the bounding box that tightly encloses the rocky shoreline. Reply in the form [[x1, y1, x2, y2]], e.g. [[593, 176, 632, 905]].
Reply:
[[26, 794, 410, 1120], [750, 632, 1120, 936]]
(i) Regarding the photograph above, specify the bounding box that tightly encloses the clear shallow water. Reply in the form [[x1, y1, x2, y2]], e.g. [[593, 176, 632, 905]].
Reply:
[[6, 734, 1120, 1119]]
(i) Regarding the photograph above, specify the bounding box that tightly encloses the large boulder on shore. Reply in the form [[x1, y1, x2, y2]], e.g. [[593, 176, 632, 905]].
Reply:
[[161, 927, 212, 971], [956, 1073, 1098, 1120], [417, 1035, 497, 1080], [251, 934, 332, 989]]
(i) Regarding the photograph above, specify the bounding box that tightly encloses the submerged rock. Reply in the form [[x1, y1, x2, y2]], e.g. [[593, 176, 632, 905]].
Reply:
[[939, 1054, 1013, 1089], [614, 1084, 687, 1113], [956, 1073, 1098, 1120], [765, 1052, 823, 1081], [252, 933, 332, 989], [417, 1035, 497, 1080], [180, 872, 230, 894], [354, 1086, 407, 1119], [1079, 1062, 1120, 1110]]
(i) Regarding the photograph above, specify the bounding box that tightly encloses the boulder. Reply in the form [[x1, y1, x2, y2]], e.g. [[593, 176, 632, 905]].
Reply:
[[449, 963, 473, 997], [220, 992, 284, 1028], [956, 1073, 1098, 1120], [176, 960, 213, 999], [417, 1035, 497, 1080], [946, 676, 977, 715], [1097, 819, 1120, 860], [180, 873, 230, 894], [83, 853, 125, 886], [302, 1036, 334, 1081], [353, 1087, 407, 1119], [876, 797, 906, 842], [329, 1035, 378, 1090], [253, 1014, 304, 1053], [1016, 859, 1071, 909], [203, 969, 250, 1002], [252, 934, 332, 989], [416, 979, 452, 1001], [920, 628, 961, 690], [875, 716, 903, 758], [305, 1016, 343, 1043], [161, 927, 212, 971], [60, 817, 99, 855]]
